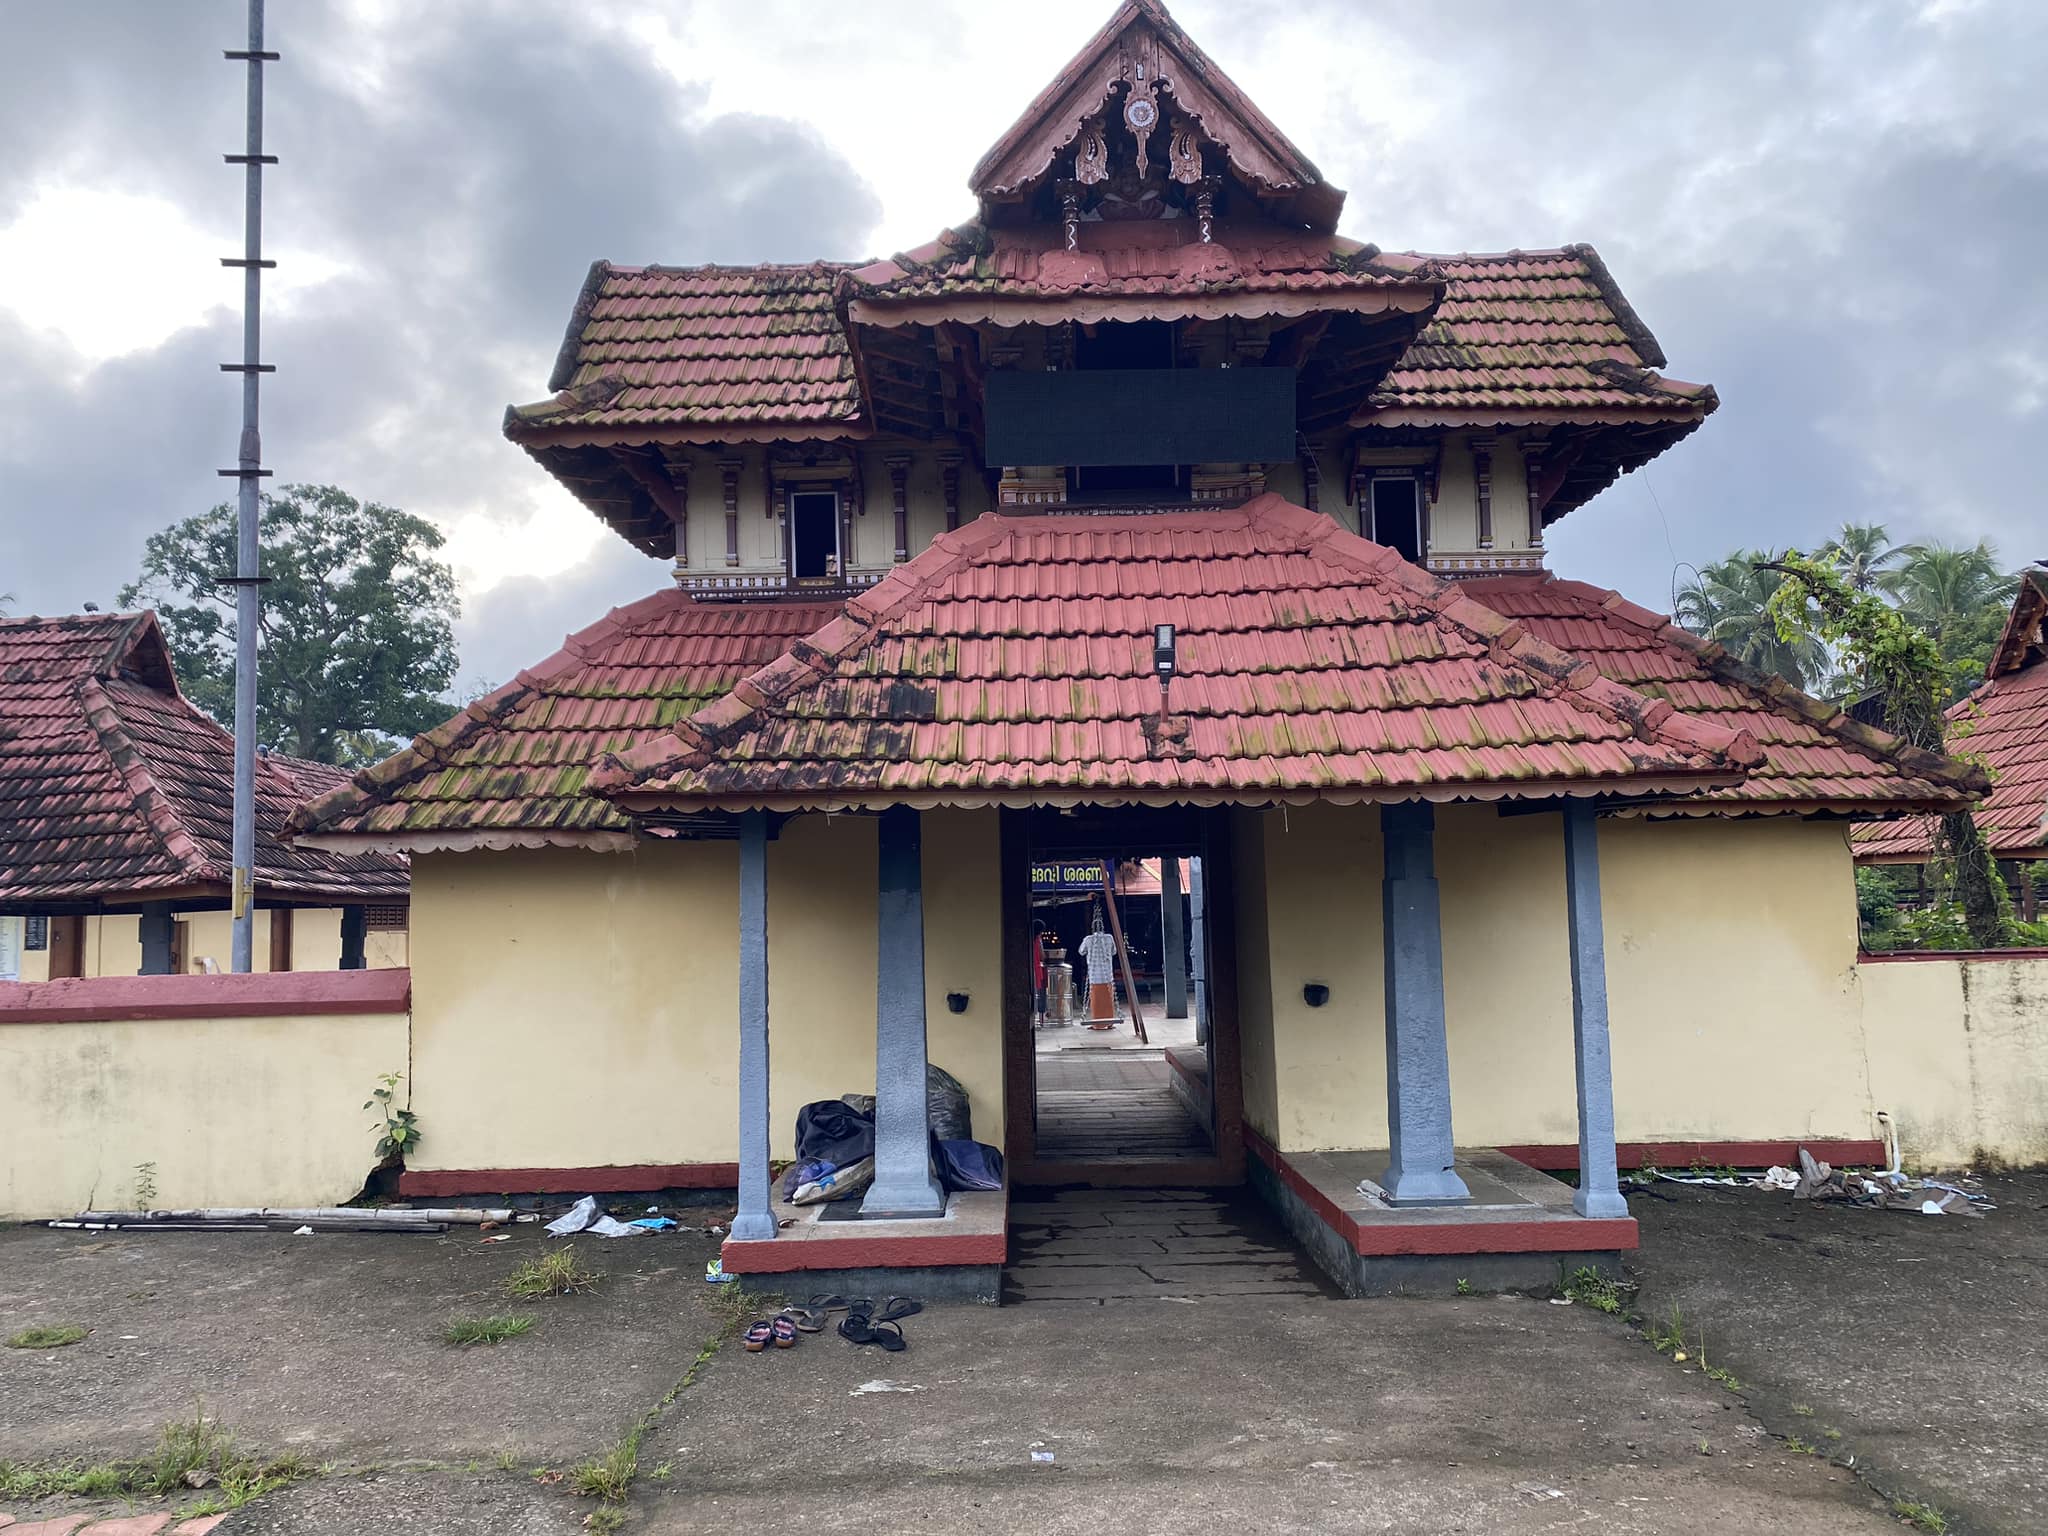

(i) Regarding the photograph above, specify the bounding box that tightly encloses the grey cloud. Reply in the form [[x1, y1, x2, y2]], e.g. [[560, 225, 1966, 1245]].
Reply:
[[0, 0, 880, 689]]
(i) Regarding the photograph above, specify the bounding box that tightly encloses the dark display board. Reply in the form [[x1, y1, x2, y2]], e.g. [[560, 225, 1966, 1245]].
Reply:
[[985, 367, 1296, 467]]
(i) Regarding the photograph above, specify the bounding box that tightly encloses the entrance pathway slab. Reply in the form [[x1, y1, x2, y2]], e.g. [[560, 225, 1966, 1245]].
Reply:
[[628, 1289, 1897, 1535]]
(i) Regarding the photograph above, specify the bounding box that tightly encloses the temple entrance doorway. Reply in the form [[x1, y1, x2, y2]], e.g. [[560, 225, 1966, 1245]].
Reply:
[[1000, 806, 1244, 1188]]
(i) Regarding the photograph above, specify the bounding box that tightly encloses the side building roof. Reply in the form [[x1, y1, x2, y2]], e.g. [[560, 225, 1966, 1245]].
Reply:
[[1855, 570, 2048, 862], [0, 612, 407, 908]]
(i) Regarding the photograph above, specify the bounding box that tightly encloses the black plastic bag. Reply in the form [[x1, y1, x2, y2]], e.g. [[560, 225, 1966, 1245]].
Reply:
[[926, 1064, 973, 1144], [794, 1099, 875, 1167], [934, 1139, 1005, 1192]]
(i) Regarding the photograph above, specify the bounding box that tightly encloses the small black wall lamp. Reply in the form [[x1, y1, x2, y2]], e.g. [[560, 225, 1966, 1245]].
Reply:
[[946, 991, 971, 1014], [1302, 982, 1330, 1008]]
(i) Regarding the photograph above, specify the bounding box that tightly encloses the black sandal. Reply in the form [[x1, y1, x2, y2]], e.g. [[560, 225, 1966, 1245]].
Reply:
[[838, 1315, 907, 1352], [876, 1296, 923, 1322], [809, 1293, 852, 1313]]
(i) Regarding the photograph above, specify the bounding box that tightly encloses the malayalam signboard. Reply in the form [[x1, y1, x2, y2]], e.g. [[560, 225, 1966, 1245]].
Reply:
[[1030, 859, 1107, 894]]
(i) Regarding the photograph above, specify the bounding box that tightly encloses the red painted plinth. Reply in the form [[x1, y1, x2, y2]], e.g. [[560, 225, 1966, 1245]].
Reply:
[[0, 968, 410, 1024], [720, 1229, 1008, 1274]]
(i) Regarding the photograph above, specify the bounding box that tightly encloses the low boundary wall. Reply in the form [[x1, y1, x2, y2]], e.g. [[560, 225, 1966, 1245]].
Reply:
[[1, 970, 412, 1219]]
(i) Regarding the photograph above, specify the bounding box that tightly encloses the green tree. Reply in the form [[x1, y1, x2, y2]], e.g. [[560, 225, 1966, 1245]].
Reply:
[[119, 484, 459, 766], [1674, 552, 1826, 688], [1888, 540, 2017, 692], [1765, 552, 2010, 948], [1823, 523, 1919, 594]]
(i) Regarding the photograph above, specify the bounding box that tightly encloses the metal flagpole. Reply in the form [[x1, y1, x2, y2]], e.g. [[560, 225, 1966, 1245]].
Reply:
[[220, 0, 276, 972]]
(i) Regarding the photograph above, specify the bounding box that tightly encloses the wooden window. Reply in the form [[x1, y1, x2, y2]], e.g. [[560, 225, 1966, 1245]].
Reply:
[[364, 903, 409, 930], [1368, 475, 1424, 563], [787, 489, 841, 581]]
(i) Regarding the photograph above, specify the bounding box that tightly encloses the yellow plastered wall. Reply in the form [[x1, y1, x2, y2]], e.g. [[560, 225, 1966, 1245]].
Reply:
[[1242, 801, 1390, 1151], [0, 1008, 408, 1218], [406, 812, 1005, 1175], [1860, 955, 2048, 1167], [1243, 805, 1881, 1155], [1439, 806, 1579, 1146], [1600, 817, 1873, 1142]]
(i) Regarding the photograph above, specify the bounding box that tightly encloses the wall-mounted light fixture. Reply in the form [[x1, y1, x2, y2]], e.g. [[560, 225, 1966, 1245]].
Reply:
[[1302, 982, 1330, 1008], [1154, 622, 1177, 706], [945, 991, 970, 1014]]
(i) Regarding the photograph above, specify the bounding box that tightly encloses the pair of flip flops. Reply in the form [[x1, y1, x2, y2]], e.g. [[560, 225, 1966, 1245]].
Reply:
[[743, 1305, 829, 1352], [810, 1294, 922, 1352]]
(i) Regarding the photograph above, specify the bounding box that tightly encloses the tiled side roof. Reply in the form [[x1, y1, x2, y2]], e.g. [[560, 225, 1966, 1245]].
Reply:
[[0, 612, 406, 905], [1360, 248, 1714, 425], [590, 497, 1763, 814], [1462, 576, 1985, 817], [504, 262, 863, 438], [292, 595, 844, 846], [1854, 579, 2048, 860]]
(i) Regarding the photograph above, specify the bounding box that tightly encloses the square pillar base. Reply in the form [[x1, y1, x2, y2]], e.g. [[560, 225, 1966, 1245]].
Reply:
[[1379, 1166, 1472, 1207]]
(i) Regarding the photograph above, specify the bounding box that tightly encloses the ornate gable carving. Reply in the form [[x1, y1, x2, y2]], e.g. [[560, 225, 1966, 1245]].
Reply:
[[969, 0, 1343, 233]]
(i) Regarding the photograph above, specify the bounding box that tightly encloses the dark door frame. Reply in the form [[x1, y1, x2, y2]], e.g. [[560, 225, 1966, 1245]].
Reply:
[[1000, 805, 1245, 1188]]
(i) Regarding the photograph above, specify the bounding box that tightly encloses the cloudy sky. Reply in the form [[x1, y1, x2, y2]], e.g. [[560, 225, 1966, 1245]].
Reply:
[[1, 0, 2042, 691]]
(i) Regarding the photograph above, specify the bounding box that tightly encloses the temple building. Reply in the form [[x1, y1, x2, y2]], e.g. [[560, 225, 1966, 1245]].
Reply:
[[294, 1, 1987, 1296]]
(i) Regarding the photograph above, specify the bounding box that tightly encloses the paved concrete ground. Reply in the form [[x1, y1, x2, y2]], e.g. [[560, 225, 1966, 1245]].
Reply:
[[4, 1181, 2038, 1534], [1629, 1169, 2048, 1536]]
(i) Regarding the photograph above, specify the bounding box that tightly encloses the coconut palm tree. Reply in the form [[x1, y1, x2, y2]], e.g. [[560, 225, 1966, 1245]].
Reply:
[[1890, 540, 2017, 667], [1674, 552, 1827, 689], [1824, 523, 1920, 594]]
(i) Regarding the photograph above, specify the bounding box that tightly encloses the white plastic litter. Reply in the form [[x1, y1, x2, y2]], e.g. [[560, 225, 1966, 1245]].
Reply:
[[546, 1196, 600, 1236], [1759, 1166, 1800, 1191], [292, 1225, 313, 1236], [1031, 1451, 1056, 1464], [851, 1379, 925, 1395]]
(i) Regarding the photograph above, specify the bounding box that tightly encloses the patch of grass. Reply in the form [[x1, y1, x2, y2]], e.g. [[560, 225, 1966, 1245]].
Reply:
[[496, 1450, 519, 1472], [651, 1460, 675, 1480], [1824, 1428, 1842, 1441], [6, 1324, 87, 1349], [0, 1410, 315, 1509], [1697, 1439, 1712, 1456], [585, 1507, 626, 1533], [508, 1246, 602, 1299], [1703, 1363, 1742, 1391], [1646, 1304, 1687, 1353], [1891, 1500, 1949, 1532], [1791, 1403, 1815, 1416], [1560, 1265, 1625, 1315], [446, 1314, 535, 1346], [1455, 1278, 1472, 1296], [1784, 1436, 1818, 1456], [570, 1423, 642, 1505]]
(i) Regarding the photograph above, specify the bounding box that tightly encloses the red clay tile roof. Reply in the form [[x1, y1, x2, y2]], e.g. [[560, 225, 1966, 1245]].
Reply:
[[589, 497, 1764, 814], [292, 596, 844, 847], [1855, 573, 2048, 860], [1461, 575, 1984, 817], [1359, 248, 1713, 427], [840, 224, 1438, 332], [504, 262, 863, 442], [0, 612, 407, 907]]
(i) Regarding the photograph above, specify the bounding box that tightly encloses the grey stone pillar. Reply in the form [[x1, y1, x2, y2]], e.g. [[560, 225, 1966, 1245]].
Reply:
[[1161, 856, 1188, 1019], [1379, 802, 1470, 1205], [339, 905, 367, 970], [1563, 804, 1628, 1219], [1189, 856, 1209, 1046], [139, 902, 175, 976], [730, 811, 776, 1242], [861, 806, 946, 1219]]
